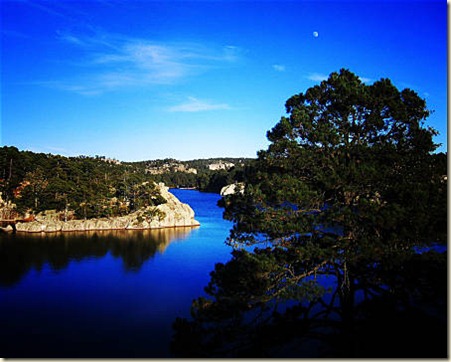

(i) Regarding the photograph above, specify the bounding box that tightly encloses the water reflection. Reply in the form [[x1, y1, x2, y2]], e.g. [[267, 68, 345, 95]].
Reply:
[[0, 226, 198, 286]]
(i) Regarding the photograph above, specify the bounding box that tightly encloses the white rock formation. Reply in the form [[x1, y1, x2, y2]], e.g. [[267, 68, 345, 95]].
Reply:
[[208, 161, 235, 171], [220, 183, 245, 196], [15, 183, 200, 233]]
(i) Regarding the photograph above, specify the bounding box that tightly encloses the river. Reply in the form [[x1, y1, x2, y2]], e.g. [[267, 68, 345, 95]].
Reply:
[[0, 189, 233, 358]]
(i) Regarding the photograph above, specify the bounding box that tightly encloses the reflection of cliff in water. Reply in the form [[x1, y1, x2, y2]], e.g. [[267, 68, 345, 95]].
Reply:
[[0, 227, 198, 286]]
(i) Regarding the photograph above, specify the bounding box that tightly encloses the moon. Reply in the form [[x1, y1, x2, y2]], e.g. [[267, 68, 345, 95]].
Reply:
[[313, 31, 319, 38]]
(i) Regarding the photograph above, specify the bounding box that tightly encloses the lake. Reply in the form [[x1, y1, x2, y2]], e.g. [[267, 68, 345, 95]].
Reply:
[[0, 189, 233, 358]]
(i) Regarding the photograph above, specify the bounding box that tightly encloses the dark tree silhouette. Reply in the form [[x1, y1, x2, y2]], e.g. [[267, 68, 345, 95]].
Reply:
[[171, 69, 447, 358]]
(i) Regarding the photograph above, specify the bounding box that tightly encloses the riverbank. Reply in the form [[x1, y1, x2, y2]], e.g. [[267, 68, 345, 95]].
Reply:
[[7, 184, 200, 234]]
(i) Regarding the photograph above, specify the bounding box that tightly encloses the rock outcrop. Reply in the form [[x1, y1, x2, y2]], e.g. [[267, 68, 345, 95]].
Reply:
[[15, 183, 200, 233], [220, 182, 245, 197], [208, 161, 235, 171]]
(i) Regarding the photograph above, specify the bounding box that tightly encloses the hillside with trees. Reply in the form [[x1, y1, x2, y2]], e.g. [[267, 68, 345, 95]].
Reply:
[[0, 147, 167, 220], [171, 69, 447, 357], [128, 157, 254, 192], [0, 147, 253, 221]]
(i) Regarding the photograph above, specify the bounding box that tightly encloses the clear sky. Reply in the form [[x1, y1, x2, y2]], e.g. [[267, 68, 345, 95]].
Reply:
[[1, 0, 447, 161]]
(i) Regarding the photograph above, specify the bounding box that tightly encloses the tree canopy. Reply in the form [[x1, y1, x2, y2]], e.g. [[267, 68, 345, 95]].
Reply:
[[171, 69, 447, 358], [0, 147, 166, 219]]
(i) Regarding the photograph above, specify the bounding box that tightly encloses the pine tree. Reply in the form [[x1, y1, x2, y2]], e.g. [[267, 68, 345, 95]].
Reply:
[[172, 69, 447, 358]]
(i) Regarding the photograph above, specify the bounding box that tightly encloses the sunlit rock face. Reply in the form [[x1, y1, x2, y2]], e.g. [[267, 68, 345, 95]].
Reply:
[[15, 183, 200, 233], [220, 183, 245, 197]]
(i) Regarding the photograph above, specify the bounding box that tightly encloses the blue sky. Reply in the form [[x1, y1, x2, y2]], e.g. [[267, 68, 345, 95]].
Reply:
[[1, 0, 447, 161]]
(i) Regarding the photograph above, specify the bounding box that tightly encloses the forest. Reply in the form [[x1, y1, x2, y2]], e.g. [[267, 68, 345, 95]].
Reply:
[[171, 69, 448, 358], [130, 157, 252, 192], [0, 147, 249, 220]]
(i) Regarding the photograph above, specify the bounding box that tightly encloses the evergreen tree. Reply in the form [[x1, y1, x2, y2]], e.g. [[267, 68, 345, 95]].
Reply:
[[0, 147, 167, 219], [172, 69, 447, 357]]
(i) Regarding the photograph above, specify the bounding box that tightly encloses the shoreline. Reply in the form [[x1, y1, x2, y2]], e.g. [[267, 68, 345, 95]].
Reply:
[[4, 218, 200, 234], [1, 222, 200, 234], [0, 184, 203, 235]]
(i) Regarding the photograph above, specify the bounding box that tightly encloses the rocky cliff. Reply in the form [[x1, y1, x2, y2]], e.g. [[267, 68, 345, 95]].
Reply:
[[15, 183, 200, 233]]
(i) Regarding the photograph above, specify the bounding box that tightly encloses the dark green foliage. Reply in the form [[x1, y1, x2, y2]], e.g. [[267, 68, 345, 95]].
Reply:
[[172, 69, 447, 357], [0, 147, 166, 219], [0, 147, 252, 221], [225, 68, 444, 251], [201, 168, 244, 193]]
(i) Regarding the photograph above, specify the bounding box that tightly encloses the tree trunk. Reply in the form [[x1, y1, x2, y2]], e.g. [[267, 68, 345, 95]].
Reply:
[[338, 259, 356, 355]]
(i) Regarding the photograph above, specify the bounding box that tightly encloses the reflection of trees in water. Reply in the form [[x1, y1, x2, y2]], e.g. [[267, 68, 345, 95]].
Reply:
[[108, 228, 195, 272], [0, 227, 197, 286]]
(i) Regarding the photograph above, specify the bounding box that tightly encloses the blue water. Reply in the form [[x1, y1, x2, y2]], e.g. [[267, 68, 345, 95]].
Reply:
[[0, 190, 233, 358]]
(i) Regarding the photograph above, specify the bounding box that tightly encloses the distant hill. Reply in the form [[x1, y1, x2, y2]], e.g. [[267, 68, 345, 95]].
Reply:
[[128, 157, 254, 172], [127, 157, 255, 192]]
